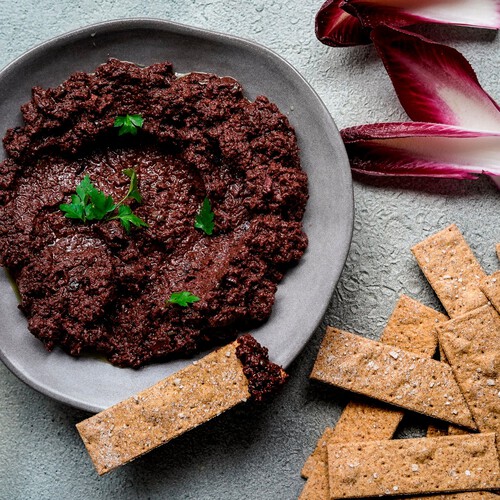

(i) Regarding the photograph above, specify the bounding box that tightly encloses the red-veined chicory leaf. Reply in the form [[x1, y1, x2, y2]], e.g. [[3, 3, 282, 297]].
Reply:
[[342, 122, 500, 180], [316, 0, 372, 47], [341, 0, 500, 31], [371, 25, 500, 132]]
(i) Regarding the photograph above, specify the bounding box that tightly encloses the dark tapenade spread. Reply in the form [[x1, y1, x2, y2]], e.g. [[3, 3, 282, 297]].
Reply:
[[236, 334, 288, 402], [0, 59, 308, 367]]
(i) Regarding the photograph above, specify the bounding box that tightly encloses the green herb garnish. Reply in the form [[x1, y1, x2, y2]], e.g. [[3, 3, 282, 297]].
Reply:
[[194, 197, 215, 235], [114, 114, 144, 136], [59, 169, 148, 232], [121, 168, 142, 203], [109, 204, 148, 233], [167, 291, 200, 307]]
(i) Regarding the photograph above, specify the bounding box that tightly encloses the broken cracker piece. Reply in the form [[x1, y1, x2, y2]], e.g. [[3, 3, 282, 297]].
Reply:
[[327, 433, 500, 498], [301, 295, 444, 484], [479, 270, 500, 315], [77, 335, 286, 475], [411, 224, 488, 317], [310, 328, 476, 428], [437, 304, 500, 454]]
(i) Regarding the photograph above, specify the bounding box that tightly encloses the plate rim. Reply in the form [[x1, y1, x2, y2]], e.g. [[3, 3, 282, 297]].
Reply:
[[0, 17, 354, 412]]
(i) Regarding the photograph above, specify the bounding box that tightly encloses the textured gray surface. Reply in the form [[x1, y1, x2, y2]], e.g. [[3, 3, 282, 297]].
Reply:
[[0, 2, 499, 499]]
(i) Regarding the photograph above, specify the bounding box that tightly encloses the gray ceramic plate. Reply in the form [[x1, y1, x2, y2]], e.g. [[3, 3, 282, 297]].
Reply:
[[0, 19, 353, 413]]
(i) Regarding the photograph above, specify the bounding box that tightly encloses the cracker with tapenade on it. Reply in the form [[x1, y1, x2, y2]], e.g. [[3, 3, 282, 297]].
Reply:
[[77, 334, 287, 475], [411, 224, 488, 318], [310, 328, 476, 428]]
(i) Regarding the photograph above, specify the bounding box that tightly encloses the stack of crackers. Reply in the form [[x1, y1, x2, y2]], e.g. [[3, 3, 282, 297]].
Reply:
[[300, 224, 500, 499]]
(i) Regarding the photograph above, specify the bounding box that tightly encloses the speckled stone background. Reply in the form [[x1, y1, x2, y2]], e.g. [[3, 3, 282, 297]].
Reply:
[[0, 2, 499, 499]]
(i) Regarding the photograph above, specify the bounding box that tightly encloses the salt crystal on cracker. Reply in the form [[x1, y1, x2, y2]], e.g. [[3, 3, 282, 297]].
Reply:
[[437, 304, 500, 454], [310, 328, 476, 428], [77, 341, 250, 475], [327, 433, 500, 498], [411, 224, 488, 318]]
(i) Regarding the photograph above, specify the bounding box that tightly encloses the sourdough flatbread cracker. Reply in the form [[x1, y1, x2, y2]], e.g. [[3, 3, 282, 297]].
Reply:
[[437, 304, 500, 454], [300, 296, 445, 499], [327, 433, 500, 498], [411, 224, 488, 317], [77, 341, 250, 475], [310, 328, 476, 428], [479, 271, 500, 315], [497, 243, 500, 261]]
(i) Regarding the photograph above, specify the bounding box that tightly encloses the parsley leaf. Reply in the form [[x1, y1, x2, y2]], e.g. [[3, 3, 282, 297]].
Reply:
[[60, 175, 115, 222], [59, 195, 86, 220], [114, 114, 144, 136], [167, 291, 200, 307], [194, 197, 215, 235], [60, 170, 148, 232], [122, 168, 142, 203], [110, 205, 149, 233]]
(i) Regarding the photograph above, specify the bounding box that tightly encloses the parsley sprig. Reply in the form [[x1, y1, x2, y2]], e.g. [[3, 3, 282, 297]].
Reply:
[[114, 114, 144, 136], [167, 291, 200, 307], [59, 169, 148, 232], [194, 197, 215, 235]]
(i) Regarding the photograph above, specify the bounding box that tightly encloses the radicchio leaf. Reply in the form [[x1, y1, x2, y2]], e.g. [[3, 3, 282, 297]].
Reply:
[[371, 26, 500, 132], [316, 0, 372, 47], [341, 0, 500, 30], [342, 122, 500, 180]]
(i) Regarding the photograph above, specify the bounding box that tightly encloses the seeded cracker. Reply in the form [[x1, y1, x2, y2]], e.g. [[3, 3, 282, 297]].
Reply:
[[479, 271, 500, 315], [300, 296, 445, 499], [310, 328, 476, 428], [327, 433, 500, 498], [411, 224, 488, 317], [77, 341, 250, 475], [437, 304, 500, 455]]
